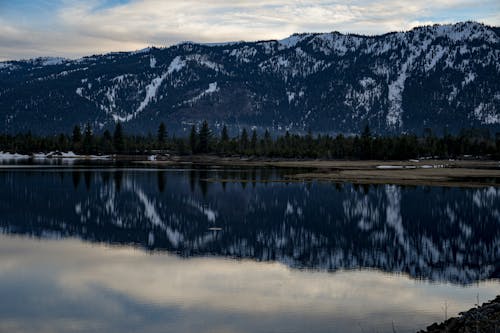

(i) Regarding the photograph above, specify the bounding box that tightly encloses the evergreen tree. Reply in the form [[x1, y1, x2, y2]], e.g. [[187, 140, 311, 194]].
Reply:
[[157, 122, 167, 148], [250, 129, 258, 154], [113, 122, 125, 153], [263, 129, 272, 155], [494, 132, 500, 154], [361, 124, 372, 159], [83, 123, 93, 154], [3, 121, 498, 161], [219, 125, 230, 154], [57, 133, 68, 152], [189, 125, 198, 154], [198, 120, 210, 154], [240, 128, 249, 153], [72, 125, 82, 151], [305, 128, 314, 157], [283, 131, 291, 157], [221, 125, 229, 142], [176, 137, 187, 155], [102, 130, 113, 154]]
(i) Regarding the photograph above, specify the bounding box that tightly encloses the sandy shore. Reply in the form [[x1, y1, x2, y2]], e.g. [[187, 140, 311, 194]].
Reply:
[[137, 156, 500, 187]]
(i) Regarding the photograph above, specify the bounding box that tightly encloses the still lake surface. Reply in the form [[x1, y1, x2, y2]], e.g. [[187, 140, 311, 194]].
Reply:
[[0, 162, 499, 333]]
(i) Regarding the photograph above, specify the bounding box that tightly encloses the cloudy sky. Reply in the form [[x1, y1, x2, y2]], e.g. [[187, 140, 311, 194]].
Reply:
[[0, 0, 499, 61]]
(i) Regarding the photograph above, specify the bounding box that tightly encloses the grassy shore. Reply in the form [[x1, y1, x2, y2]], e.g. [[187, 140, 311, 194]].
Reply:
[[137, 156, 500, 188]]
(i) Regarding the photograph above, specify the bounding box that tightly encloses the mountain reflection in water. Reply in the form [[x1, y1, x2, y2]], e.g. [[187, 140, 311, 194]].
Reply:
[[0, 167, 499, 285]]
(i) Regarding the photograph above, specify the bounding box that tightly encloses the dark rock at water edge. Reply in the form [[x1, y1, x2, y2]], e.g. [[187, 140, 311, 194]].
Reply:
[[419, 295, 500, 333]]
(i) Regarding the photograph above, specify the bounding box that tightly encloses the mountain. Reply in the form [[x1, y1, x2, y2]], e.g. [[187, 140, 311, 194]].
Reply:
[[0, 22, 499, 135]]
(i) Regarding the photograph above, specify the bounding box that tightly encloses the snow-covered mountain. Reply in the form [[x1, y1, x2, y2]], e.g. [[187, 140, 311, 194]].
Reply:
[[0, 22, 499, 134]]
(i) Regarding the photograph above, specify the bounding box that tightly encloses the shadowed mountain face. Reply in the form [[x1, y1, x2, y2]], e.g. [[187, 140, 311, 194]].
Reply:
[[0, 22, 499, 134], [0, 167, 498, 285]]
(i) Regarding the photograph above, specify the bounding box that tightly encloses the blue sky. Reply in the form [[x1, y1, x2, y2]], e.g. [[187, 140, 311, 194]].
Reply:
[[0, 0, 498, 60]]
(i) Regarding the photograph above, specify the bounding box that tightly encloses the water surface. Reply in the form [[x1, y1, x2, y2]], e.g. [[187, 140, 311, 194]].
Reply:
[[0, 166, 498, 333]]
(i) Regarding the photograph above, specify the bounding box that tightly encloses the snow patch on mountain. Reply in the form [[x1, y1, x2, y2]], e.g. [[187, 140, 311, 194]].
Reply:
[[258, 41, 278, 55], [386, 38, 431, 127], [168, 56, 186, 74], [229, 46, 258, 63], [0, 62, 13, 69], [311, 33, 363, 56], [105, 86, 117, 109], [462, 72, 476, 87], [474, 103, 500, 124], [424, 45, 447, 71], [185, 54, 224, 72], [259, 49, 325, 79], [112, 74, 131, 83], [40, 57, 66, 66], [344, 79, 382, 117], [433, 22, 499, 43], [278, 34, 312, 49], [182, 82, 219, 106], [135, 73, 168, 115], [24, 57, 67, 67]]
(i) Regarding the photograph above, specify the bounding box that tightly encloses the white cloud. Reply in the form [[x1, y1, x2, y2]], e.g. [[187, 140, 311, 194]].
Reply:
[[0, 0, 498, 60]]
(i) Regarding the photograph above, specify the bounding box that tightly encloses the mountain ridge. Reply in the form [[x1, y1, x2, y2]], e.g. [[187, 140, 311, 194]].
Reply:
[[1, 21, 499, 135]]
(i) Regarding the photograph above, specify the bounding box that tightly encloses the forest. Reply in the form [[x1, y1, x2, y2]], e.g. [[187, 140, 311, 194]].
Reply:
[[1, 121, 499, 160]]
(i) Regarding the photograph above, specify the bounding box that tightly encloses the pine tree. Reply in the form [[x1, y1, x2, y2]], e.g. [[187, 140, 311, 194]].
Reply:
[[198, 120, 210, 154], [305, 128, 314, 157], [83, 123, 93, 154], [221, 125, 229, 143], [113, 122, 124, 153], [157, 122, 167, 148], [361, 124, 372, 159], [219, 125, 229, 154], [240, 128, 249, 153], [176, 137, 187, 155], [284, 131, 291, 157], [263, 129, 272, 155], [189, 125, 198, 154], [250, 129, 258, 154], [72, 125, 82, 151], [493, 132, 500, 153], [57, 133, 68, 152], [102, 130, 113, 154]]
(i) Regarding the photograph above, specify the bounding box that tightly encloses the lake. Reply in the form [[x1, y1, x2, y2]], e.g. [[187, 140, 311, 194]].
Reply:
[[0, 164, 498, 333]]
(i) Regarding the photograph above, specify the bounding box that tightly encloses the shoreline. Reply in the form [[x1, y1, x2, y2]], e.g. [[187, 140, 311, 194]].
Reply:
[[137, 156, 500, 188], [2, 153, 500, 187]]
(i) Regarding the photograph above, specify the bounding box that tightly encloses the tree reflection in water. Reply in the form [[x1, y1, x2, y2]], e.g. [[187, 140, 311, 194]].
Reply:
[[0, 167, 498, 285]]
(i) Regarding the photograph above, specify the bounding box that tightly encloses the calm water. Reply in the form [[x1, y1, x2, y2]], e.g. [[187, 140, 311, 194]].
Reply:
[[0, 165, 499, 333]]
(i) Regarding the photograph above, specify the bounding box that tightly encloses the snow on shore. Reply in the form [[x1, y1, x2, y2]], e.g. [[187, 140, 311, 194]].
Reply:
[[0, 152, 30, 160], [0, 151, 111, 160]]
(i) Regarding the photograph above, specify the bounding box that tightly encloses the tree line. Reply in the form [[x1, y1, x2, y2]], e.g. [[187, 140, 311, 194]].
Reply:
[[1, 121, 499, 160]]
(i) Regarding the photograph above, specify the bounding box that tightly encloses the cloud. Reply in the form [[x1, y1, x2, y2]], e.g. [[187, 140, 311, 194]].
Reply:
[[0, 0, 499, 60]]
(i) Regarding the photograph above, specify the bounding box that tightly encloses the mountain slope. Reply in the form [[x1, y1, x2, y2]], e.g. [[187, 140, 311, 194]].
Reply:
[[0, 22, 499, 134]]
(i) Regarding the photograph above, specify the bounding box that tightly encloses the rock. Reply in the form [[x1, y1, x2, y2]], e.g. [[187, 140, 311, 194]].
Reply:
[[418, 295, 500, 333]]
